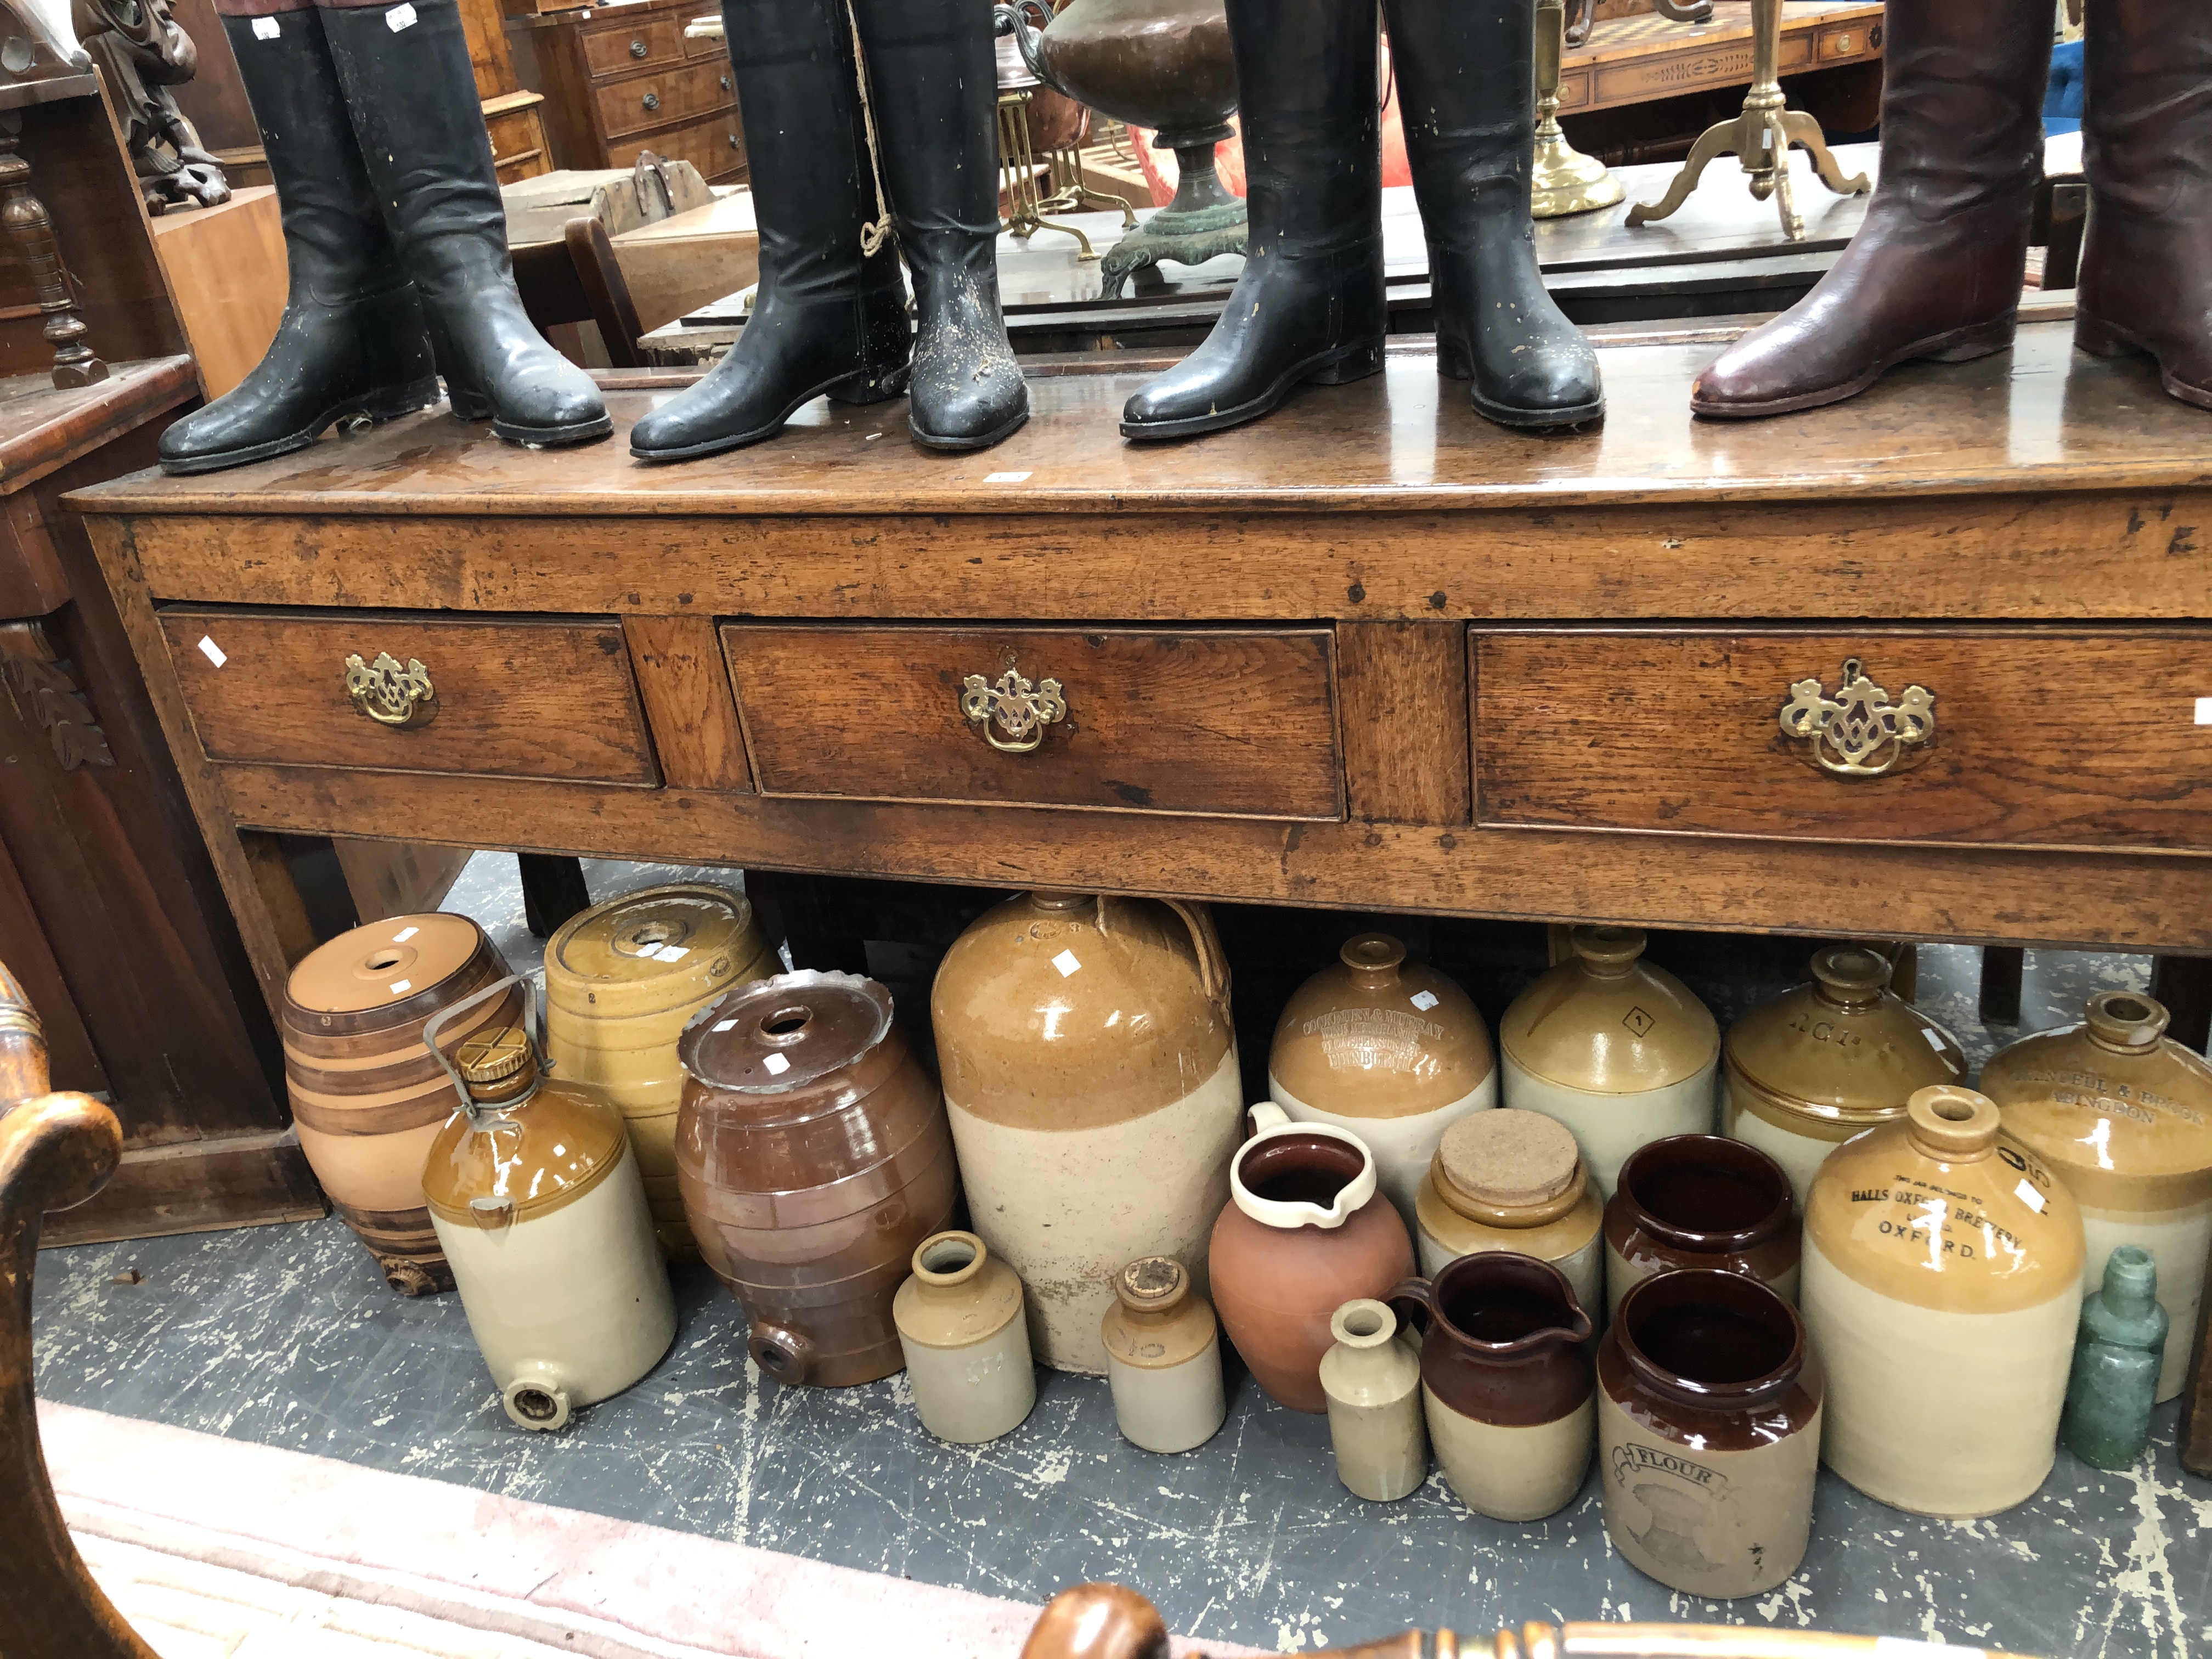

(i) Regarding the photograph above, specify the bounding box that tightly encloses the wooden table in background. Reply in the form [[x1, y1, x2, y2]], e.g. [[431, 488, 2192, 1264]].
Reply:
[[148, 188, 284, 400], [1560, 0, 1883, 116]]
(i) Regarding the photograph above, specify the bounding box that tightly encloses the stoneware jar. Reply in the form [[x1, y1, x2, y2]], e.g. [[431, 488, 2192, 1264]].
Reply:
[[1803, 1085, 2084, 1516], [1209, 1102, 1414, 1413], [678, 971, 959, 1387], [421, 976, 676, 1431], [1099, 1255, 1226, 1454], [281, 912, 519, 1295], [1722, 945, 1967, 1211], [1319, 1297, 1429, 1502], [1498, 926, 1718, 1201], [933, 891, 1243, 1374], [893, 1230, 1037, 1444], [1414, 1109, 1602, 1319], [544, 883, 778, 1262], [1387, 1252, 1596, 1522], [1604, 1135, 1800, 1320], [1598, 1269, 1822, 1599], [2059, 1244, 2167, 1471], [1980, 990, 2212, 1403], [1268, 932, 1497, 1223]]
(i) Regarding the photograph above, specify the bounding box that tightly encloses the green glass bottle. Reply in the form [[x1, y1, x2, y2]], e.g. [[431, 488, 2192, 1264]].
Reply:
[[2060, 1246, 2168, 1471]]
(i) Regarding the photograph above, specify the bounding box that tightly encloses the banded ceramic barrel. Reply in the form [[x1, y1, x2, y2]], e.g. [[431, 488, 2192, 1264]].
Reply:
[[281, 913, 519, 1294], [544, 882, 778, 1261]]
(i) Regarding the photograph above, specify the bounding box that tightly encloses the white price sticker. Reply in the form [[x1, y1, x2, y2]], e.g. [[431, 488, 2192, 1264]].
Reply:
[[392, 926, 418, 943], [984, 471, 1032, 483], [388, 979, 411, 995], [197, 636, 227, 668], [1052, 949, 1081, 978], [1409, 991, 1439, 1012], [712, 1019, 738, 1033], [762, 1052, 791, 1075], [2196, 696, 2212, 725], [250, 16, 279, 37], [1923, 1028, 1947, 1050], [386, 2, 416, 28], [648, 944, 690, 962], [2015, 1178, 2046, 1214]]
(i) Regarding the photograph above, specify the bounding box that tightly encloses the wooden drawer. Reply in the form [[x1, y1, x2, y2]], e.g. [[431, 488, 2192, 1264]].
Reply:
[[596, 60, 734, 143], [583, 16, 683, 77], [160, 609, 661, 786], [684, 24, 727, 59], [1817, 19, 1880, 60], [484, 95, 550, 182], [1474, 628, 2212, 851], [610, 112, 744, 177], [723, 624, 1344, 819]]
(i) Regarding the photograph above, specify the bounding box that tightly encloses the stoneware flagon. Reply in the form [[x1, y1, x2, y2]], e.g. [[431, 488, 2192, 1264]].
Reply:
[[1604, 1135, 1801, 1319], [1319, 1297, 1429, 1502], [1598, 1269, 1822, 1599], [1980, 990, 2212, 1402], [1268, 932, 1497, 1223], [933, 891, 1243, 1374], [893, 1230, 1038, 1444], [2059, 1244, 2166, 1471], [1387, 1252, 1596, 1522], [420, 974, 676, 1431], [543, 882, 778, 1262], [678, 970, 960, 1387], [1498, 926, 1719, 1200], [1414, 1108, 1604, 1318], [1099, 1255, 1227, 1454], [1209, 1102, 1415, 1413], [1723, 945, 1966, 1210], [280, 912, 520, 1295], [1802, 1085, 2085, 1517]]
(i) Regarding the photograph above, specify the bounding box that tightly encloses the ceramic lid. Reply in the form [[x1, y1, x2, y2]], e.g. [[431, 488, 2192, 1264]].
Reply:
[[1498, 926, 1718, 1092], [422, 1077, 627, 1225], [893, 1231, 1025, 1348], [1724, 946, 1966, 1124], [544, 883, 769, 1021], [680, 970, 894, 1104], [1431, 1109, 1585, 1220], [1267, 933, 1494, 1120], [1100, 1256, 1217, 1370], [285, 913, 485, 1019]]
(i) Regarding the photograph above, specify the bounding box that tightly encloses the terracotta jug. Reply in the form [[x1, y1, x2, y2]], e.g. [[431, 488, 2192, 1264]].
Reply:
[[933, 891, 1242, 1374], [1414, 1108, 1602, 1318], [421, 975, 676, 1431], [1803, 1085, 2084, 1517], [1723, 945, 1966, 1211], [1319, 1298, 1428, 1501], [678, 971, 959, 1387], [1498, 926, 1718, 1201], [1604, 1135, 1799, 1319], [1598, 1269, 1822, 1599], [1100, 1256, 1226, 1454], [893, 1230, 1037, 1444], [1387, 1252, 1595, 1522], [1980, 990, 2212, 1403], [1209, 1103, 1414, 1413], [1269, 932, 1496, 1224]]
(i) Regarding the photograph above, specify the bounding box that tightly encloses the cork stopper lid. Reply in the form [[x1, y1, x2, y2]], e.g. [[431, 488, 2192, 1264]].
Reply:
[[457, 1023, 531, 1085], [2085, 991, 2169, 1053], [1811, 945, 1892, 1002], [1571, 925, 1646, 977], [1437, 1109, 1581, 1209], [1905, 1085, 2002, 1159], [1114, 1256, 1189, 1314]]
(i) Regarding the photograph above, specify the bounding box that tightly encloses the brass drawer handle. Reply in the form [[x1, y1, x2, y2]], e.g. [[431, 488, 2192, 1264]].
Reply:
[[345, 651, 437, 730], [629, 37, 647, 56], [1779, 656, 1933, 777], [641, 91, 660, 111], [961, 669, 1065, 754]]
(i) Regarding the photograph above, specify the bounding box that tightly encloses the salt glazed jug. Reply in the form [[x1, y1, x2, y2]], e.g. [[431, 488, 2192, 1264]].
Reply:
[[1414, 1108, 1603, 1317], [1604, 1134, 1800, 1319], [2059, 1244, 2166, 1470], [1100, 1256, 1227, 1454], [894, 1230, 1037, 1445], [1319, 1297, 1428, 1501]]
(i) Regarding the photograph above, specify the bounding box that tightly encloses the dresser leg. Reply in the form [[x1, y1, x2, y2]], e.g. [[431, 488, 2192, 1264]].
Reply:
[[518, 854, 590, 939], [2150, 956, 2212, 1055], [1978, 945, 2025, 1026]]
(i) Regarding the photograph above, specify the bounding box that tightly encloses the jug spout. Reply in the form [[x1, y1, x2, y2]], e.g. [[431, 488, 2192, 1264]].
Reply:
[[1231, 1105, 1378, 1232]]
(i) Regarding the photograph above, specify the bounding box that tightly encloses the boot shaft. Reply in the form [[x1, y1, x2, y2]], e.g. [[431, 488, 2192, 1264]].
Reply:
[[1226, 0, 1382, 249], [1870, 0, 2051, 218], [847, 0, 1001, 237], [1381, 0, 1534, 240], [2084, 0, 2212, 216]]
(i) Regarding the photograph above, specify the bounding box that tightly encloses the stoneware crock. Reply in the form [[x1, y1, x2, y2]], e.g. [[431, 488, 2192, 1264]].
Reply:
[[1414, 1108, 1603, 1318], [1099, 1255, 1227, 1454], [1319, 1297, 1429, 1501], [893, 1229, 1037, 1444], [1604, 1133, 1801, 1319]]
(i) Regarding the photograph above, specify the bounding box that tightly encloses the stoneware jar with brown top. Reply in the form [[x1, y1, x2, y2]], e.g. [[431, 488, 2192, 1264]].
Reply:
[[281, 912, 520, 1295], [1100, 1255, 1226, 1453], [1387, 1252, 1596, 1522], [1268, 932, 1496, 1224], [1803, 1085, 2084, 1517], [1498, 926, 1718, 1203], [678, 970, 958, 1389], [421, 975, 676, 1432], [1415, 1109, 1602, 1318], [933, 891, 1242, 1374], [1598, 1269, 1822, 1599], [1209, 1102, 1414, 1413], [1723, 945, 1967, 1211], [894, 1230, 1037, 1444], [1604, 1134, 1800, 1320]]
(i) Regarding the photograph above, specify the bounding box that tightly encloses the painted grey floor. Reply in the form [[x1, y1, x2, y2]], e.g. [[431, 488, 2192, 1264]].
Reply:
[[29, 860, 2212, 1658]]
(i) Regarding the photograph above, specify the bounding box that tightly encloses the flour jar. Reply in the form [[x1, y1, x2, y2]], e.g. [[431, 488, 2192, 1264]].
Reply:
[[1604, 1135, 1799, 1319]]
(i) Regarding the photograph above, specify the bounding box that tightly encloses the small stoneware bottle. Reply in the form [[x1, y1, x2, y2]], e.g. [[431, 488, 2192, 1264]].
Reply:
[[1981, 990, 2212, 1403], [893, 1230, 1037, 1444], [1604, 1135, 1800, 1320], [1319, 1298, 1429, 1502], [1209, 1103, 1415, 1413], [1099, 1256, 1227, 1454], [1387, 1252, 1596, 1522], [1599, 1269, 1823, 1599], [2061, 1245, 2168, 1471], [1268, 932, 1497, 1224], [1498, 926, 1719, 1200], [1803, 1085, 2084, 1517], [1722, 945, 1967, 1211], [1414, 1109, 1603, 1319]]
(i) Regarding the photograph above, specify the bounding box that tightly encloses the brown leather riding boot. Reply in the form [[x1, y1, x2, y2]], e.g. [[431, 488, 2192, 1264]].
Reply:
[[1689, 0, 2050, 418], [2075, 0, 2212, 409]]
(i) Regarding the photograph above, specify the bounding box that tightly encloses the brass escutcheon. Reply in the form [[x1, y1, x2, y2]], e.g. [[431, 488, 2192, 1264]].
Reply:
[[960, 668, 1066, 754], [344, 651, 436, 729], [1779, 656, 1934, 777]]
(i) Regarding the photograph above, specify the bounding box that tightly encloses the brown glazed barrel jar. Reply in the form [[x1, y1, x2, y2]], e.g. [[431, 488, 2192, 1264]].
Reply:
[[1604, 1135, 1800, 1319], [677, 970, 960, 1387], [1598, 1269, 1822, 1599]]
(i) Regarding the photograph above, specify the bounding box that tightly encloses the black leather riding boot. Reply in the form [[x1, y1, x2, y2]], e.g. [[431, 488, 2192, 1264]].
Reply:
[[320, 0, 609, 447], [630, 0, 911, 460], [1120, 0, 1385, 441], [158, 2, 436, 474], [1383, 0, 1600, 425]]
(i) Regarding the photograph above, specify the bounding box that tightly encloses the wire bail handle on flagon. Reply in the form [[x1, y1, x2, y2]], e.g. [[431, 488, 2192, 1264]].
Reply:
[[422, 972, 550, 1127]]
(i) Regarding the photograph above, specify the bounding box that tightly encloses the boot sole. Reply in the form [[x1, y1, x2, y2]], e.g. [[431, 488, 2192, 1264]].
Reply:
[[629, 363, 914, 463], [158, 377, 441, 476], [2075, 312, 2212, 410], [1688, 314, 2018, 420], [910, 401, 1031, 453], [1118, 339, 1386, 441], [1470, 388, 1605, 430], [492, 413, 615, 448]]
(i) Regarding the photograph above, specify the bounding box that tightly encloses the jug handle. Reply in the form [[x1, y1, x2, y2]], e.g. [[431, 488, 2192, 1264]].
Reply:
[[990, 1, 1059, 93], [1385, 1277, 1434, 1340], [1245, 1101, 1290, 1138], [1159, 898, 1231, 1010]]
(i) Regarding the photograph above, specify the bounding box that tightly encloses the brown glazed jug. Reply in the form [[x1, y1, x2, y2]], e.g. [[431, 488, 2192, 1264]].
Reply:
[[1209, 1103, 1414, 1413], [677, 971, 960, 1387], [1604, 1135, 1800, 1319]]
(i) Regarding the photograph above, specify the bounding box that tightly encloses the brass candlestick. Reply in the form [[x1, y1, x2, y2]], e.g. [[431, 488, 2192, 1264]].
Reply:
[[1530, 0, 1622, 218], [1626, 0, 1868, 240]]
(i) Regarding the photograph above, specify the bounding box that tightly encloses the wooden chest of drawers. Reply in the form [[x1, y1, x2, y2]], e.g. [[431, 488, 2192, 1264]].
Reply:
[[507, 0, 746, 184]]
